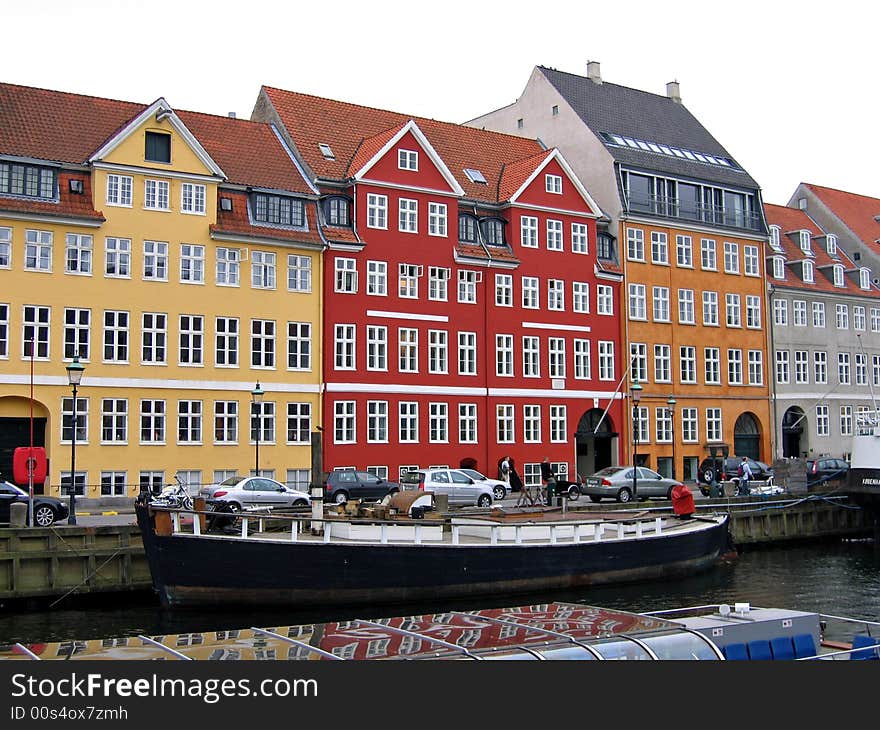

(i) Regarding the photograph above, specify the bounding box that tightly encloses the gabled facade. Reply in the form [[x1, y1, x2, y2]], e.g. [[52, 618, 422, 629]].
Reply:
[[0, 83, 323, 498], [765, 202, 880, 461], [253, 88, 624, 486], [468, 62, 772, 480]]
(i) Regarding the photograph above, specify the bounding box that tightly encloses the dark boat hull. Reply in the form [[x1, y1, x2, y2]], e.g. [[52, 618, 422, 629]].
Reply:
[[136, 505, 731, 608]]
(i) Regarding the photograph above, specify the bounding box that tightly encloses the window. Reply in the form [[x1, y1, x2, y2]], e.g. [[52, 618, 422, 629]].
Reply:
[[398, 263, 420, 298], [836, 304, 849, 330], [287, 255, 312, 292], [654, 344, 671, 383], [216, 247, 240, 286], [180, 244, 204, 284], [481, 218, 505, 245], [459, 404, 478, 443], [399, 402, 418, 443], [428, 330, 448, 374], [101, 399, 128, 443], [139, 399, 166, 443], [458, 332, 477, 375], [366, 325, 388, 371], [287, 321, 311, 371], [799, 229, 812, 253], [367, 194, 387, 229], [627, 228, 645, 261], [334, 324, 356, 370], [253, 193, 306, 227], [520, 216, 538, 248], [634, 406, 649, 442], [104, 174, 133, 207], [682, 408, 698, 443], [872, 308, 880, 332], [143, 241, 168, 280], [215, 317, 239, 367], [141, 312, 166, 364], [367, 401, 389, 443], [0, 303, 8, 358], [702, 291, 719, 326], [597, 285, 614, 315], [522, 277, 539, 309], [522, 336, 540, 378], [651, 231, 668, 264], [61, 394, 88, 444], [428, 203, 447, 237], [546, 220, 563, 250], [854, 306, 867, 331], [63, 308, 90, 361], [325, 197, 350, 227], [816, 404, 829, 437], [0, 162, 56, 199], [706, 408, 722, 442], [547, 279, 564, 310], [832, 264, 844, 287], [678, 289, 695, 324], [874, 356, 880, 388], [214, 401, 238, 443], [794, 350, 809, 384], [723, 241, 739, 273], [549, 337, 566, 379], [0, 227, 10, 268], [459, 214, 478, 242], [550, 405, 567, 443], [574, 339, 591, 380], [429, 267, 449, 301], [496, 334, 514, 376], [772, 256, 785, 279], [704, 347, 721, 385], [631, 343, 648, 383], [177, 400, 202, 444], [399, 198, 418, 233], [363, 260, 387, 296], [330, 401, 355, 444], [803, 260, 814, 283], [743, 245, 759, 276], [838, 352, 851, 385], [676, 235, 692, 267], [145, 131, 171, 163], [496, 404, 514, 443], [680, 346, 696, 383], [399, 328, 418, 372], [102, 310, 129, 363], [774, 299, 788, 326], [286, 403, 311, 443], [495, 274, 513, 307], [545, 174, 562, 193], [144, 179, 169, 210], [571, 223, 589, 254], [398, 149, 418, 170], [64, 234, 92, 275], [573, 282, 590, 313], [458, 270, 478, 304], [700, 238, 716, 270], [181, 183, 206, 215], [840, 405, 853, 437], [652, 286, 669, 322], [725, 293, 741, 327], [769, 225, 782, 251], [746, 295, 761, 328], [814, 351, 828, 384], [775, 350, 790, 384], [860, 268, 871, 290], [251, 251, 276, 289], [429, 403, 448, 443], [793, 300, 807, 326], [598, 341, 615, 381], [655, 407, 672, 443], [23, 305, 51, 359], [250, 319, 275, 369], [856, 353, 868, 385], [523, 405, 541, 443], [629, 284, 647, 320], [748, 350, 763, 385], [335, 257, 357, 293], [179, 314, 204, 366], [25, 230, 52, 272]]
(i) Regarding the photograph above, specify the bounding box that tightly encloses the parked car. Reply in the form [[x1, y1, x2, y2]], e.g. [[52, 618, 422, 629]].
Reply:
[[198, 476, 310, 512], [456, 468, 510, 500], [697, 457, 774, 496], [806, 457, 850, 487], [0, 480, 69, 526], [400, 468, 496, 507], [323, 469, 400, 504], [580, 466, 684, 503]]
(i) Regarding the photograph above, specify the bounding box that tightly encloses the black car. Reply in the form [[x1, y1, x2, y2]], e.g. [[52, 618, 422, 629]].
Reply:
[[323, 470, 400, 504], [0, 480, 69, 526], [806, 457, 849, 487], [697, 457, 773, 496]]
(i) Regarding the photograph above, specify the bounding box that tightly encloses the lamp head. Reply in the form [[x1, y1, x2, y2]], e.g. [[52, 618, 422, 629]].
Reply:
[[631, 379, 642, 404], [251, 382, 265, 403], [66, 355, 85, 386]]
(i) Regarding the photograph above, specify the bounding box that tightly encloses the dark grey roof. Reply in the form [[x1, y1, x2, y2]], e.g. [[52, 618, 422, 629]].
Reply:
[[539, 66, 760, 192]]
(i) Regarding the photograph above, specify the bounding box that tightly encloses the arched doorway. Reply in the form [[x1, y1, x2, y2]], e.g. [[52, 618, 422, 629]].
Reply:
[[733, 412, 761, 460], [781, 407, 805, 458], [575, 408, 618, 478], [0, 396, 49, 493]]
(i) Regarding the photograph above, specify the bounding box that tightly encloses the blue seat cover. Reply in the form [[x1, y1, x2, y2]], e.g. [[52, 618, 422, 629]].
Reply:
[[747, 640, 773, 660], [793, 633, 817, 659], [722, 643, 748, 660], [850, 635, 879, 660], [770, 636, 795, 660]]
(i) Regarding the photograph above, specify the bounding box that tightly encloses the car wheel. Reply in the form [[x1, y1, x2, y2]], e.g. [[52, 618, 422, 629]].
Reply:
[[226, 502, 242, 513], [589, 495, 602, 503], [334, 491, 348, 505], [477, 494, 492, 507], [617, 488, 632, 503], [493, 485, 507, 501], [566, 485, 579, 500], [702, 469, 714, 484], [33, 505, 56, 527], [292, 499, 308, 507]]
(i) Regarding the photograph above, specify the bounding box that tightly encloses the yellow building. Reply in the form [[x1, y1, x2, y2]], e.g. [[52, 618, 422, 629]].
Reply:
[[0, 84, 323, 502]]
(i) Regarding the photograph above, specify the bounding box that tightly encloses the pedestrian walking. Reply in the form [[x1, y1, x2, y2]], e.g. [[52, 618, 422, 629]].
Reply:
[[738, 456, 753, 496], [499, 455, 511, 484], [540, 456, 557, 506]]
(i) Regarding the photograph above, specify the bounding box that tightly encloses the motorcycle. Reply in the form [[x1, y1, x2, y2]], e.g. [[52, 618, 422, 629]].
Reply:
[[149, 477, 194, 510]]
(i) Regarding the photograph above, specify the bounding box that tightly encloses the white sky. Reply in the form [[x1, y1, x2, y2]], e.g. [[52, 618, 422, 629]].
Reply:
[[5, 0, 878, 205]]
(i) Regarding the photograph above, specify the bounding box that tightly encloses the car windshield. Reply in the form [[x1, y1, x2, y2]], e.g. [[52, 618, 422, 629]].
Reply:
[[219, 476, 246, 487], [459, 469, 485, 480]]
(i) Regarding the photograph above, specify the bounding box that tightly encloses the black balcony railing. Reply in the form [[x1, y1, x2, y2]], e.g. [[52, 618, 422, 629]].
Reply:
[[627, 194, 762, 232]]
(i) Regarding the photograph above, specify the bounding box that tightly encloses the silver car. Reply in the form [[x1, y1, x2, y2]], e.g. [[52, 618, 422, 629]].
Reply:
[[457, 468, 510, 500], [400, 468, 496, 507], [581, 466, 685, 504], [199, 476, 310, 512]]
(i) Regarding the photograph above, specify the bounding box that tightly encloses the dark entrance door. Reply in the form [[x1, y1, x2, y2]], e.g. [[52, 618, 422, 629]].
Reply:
[[575, 408, 618, 477], [782, 407, 804, 458], [0, 417, 47, 493], [733, 412, 760, 460]]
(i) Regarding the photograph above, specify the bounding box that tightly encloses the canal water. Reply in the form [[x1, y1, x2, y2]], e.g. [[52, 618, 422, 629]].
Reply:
[[1, 539, 878, 645]]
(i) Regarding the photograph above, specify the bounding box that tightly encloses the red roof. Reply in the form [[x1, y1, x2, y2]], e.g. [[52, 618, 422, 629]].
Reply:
[[211, 191, 322, 246], [801, 183, 880, 250], [260, 86, 550, 203], [0, 170, 104, 222]]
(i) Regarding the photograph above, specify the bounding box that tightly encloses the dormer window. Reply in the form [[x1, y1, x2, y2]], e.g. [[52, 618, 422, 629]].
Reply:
[[0, 161, 57, 200], [398, 149, 418, 171], [458, 214, 479, 243], [860, 268, 871, 290], [802, 260, 814, 283], [833, 264, 845, 287], [597, 232, 616, 261], [323, 196, 351, 227], [826, 234, 837, 256], [145, 131, 171, 163], [545, 174, 563, 194], [769, 225, 781, 252], [252, 192, 305, 227], [480, 217, 506, 246], [773, 256, 785, 280], [799, 229, 812, 254]]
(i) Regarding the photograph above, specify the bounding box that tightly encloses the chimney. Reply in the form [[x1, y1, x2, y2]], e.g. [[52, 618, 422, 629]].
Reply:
[[587, 60, 602, 85], [228, 112, 237, 119], [666, 81, 681, 103]]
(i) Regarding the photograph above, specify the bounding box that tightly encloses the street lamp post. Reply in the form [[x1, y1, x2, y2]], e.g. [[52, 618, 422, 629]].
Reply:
[[667, 396, 677, 480], [251, 382, 264, 476], [65, 355, 85, 525], [631, 379, 642, 502]]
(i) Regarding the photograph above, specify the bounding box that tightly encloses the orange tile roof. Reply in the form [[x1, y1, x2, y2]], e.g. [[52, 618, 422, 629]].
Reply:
[[0, 170, 104, 222], [211, 191, 322, 246], [801, 183, 880, 249], [497, 150, 554, 201], [261, 86, 548, 203], [348, 122, 407, 177]]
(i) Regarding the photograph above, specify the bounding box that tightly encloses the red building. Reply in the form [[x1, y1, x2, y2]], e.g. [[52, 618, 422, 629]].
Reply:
[[253, 89, 624, 488]]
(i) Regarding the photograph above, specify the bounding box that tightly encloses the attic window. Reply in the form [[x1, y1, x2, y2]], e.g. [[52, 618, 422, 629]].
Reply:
[[0, 162, 57, 199], [860, 268, 871, 289], [826, 234, 837, 256], [768, 225, 782, 252], [69, 179, 84, 195], [220, 197, 233, 211], [464, 168, 487, 184], [145, 131, 171, 164], [799, 230, 812, 255], [319, 143, 335, 160], [833, 264, 845, 287], [802, 260, 814, 283]]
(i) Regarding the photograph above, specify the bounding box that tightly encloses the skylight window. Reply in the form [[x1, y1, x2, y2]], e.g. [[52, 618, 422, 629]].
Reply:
[[600, 132, 738, 169], [464, 168, 487, 184], [319, 143, 335, 160]]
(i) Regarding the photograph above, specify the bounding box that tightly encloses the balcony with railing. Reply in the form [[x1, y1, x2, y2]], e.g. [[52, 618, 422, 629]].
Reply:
[[626, 194, 763, 232]]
